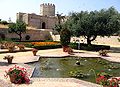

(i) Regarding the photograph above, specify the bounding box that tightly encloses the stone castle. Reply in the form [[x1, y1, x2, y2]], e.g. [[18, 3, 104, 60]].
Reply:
[[0, 3, 61, 41], [16, 3, 58, 29]]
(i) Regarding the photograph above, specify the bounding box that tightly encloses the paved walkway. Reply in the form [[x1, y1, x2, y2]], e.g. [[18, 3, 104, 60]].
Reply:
[[0, 48, 120, 87], [12, 78, 100, 87]]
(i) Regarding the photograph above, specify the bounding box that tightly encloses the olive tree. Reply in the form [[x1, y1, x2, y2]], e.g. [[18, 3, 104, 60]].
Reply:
[[8, 20, 26, 41], [66, 7, 120, 44]]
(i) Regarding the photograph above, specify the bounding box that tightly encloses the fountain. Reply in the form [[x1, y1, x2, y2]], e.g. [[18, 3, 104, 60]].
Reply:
[[87, 69, 97, 82], [76, 61, 80, 65]]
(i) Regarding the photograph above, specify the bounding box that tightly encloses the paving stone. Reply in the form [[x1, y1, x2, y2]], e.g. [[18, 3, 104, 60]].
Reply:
[[0, 79, 13, 87], [0, 48, 32, 54], [13, 56, 40, 63], [0, 48, 120, 87], [101, 56, 120, 62], [40, 53, 70, 58], [12, 78, 101, 87], [72, 52, 101, 58]]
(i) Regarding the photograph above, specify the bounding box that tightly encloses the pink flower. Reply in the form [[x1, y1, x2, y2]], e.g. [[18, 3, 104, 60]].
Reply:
[[4, 65, 30, 84]]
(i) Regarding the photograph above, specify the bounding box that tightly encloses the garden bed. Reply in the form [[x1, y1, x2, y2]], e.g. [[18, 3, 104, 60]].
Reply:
[[19, 41, 62, 50]]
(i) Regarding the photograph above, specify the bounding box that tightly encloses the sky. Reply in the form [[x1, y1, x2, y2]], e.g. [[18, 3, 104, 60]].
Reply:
[[0, 0, 120, 22]]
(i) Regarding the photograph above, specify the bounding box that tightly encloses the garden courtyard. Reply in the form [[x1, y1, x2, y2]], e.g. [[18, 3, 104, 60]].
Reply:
[[0, 43, 120, 87], [0, 1, 120, 86]]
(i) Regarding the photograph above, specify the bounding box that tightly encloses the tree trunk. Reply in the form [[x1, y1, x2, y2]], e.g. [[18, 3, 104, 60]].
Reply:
[[19, 33, 22, 41], [87, 38, 91, 45], [86, 35, 97, 45]]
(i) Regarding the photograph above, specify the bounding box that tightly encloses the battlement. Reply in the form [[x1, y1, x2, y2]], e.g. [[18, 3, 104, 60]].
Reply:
[[40, 3, 55, 7], [40, 3, 55, 16]]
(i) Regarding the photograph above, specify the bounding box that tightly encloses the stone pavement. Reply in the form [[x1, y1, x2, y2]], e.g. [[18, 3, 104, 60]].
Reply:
[[0, 56, 40, 64], [0, 47, 32, 54], [0, 48, 120, 87], [13, 78, 100, 87]]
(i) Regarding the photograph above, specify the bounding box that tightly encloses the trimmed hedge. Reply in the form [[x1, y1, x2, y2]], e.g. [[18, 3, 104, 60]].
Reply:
[[33, 44, 62, 50], [69, 43, 110, 51]]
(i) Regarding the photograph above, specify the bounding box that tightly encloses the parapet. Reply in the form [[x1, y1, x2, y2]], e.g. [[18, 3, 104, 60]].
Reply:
[[40, 3, 55, 7]]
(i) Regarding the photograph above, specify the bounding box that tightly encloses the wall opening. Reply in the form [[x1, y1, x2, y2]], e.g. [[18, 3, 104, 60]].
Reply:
[[42, 22, 46, 29], [0, 33, 5, 40]]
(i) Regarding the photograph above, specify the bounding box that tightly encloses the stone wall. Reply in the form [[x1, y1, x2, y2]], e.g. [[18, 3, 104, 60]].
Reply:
[[28, 14, 41, 28], [0, 28, 52, 41]]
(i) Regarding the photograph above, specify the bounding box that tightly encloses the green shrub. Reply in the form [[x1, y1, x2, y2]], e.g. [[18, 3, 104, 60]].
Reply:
[[118, 38, 120, 42], [69, 43, 110, 51], [1, 21, 8, 25], [69, 70, 88, 78], [60, 29, 71, 46], [24, 43, 33, 48], [11, 38, 20, 41], [69, 43, 78, 49]]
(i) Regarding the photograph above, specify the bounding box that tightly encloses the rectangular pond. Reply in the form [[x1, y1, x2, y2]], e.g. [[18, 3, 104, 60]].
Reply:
[[31, 57, 120, 83]]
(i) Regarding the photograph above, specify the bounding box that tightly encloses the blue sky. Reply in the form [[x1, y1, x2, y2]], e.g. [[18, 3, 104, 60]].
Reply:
[[0, 0, 120, 22]]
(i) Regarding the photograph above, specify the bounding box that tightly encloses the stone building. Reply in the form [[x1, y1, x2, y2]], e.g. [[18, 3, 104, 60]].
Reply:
[[16, 3, 58, 29], [0, 3, 61, 41]]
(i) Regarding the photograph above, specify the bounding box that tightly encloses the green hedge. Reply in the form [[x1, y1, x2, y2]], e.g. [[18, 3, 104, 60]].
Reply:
[[69, 43, 110, 51], [118, 38, 120, 42], [33, 44, 62, 50], [11, 38, 20, 41]]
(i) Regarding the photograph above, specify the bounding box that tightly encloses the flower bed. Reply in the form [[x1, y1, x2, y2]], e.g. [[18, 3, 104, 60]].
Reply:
[[27, 42, 62, 50], [96, 71, 120, 87], [17, 41, 62, 49]]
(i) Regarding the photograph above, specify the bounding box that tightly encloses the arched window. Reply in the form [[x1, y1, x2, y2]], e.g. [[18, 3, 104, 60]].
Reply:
[[42, 22, 46, 29]]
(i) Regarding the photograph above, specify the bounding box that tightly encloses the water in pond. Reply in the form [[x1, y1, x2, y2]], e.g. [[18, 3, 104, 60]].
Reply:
[[30, 57, 120, 83]]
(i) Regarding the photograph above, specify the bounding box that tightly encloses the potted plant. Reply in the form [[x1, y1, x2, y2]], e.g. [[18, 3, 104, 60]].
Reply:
[[4, 65, 30, 84], [17, 44, 25, 51], [8, 46, 15, 52], [99, 50, 109, 56], [65, 47, 73, 54], [7, 43, 16, 52], [3, 55, 14, 64], [32, 48, 38, 56], [60, 28, 71, 52]]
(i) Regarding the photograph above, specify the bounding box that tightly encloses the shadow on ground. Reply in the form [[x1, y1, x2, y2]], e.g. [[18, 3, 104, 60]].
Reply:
[[0, 62, 9, 66], [110, 47, 120, 53]]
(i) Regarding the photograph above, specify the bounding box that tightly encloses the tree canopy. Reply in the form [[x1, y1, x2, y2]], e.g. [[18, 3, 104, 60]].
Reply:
[[8, 20, 26, 41], [53, 13, 65, 34], [65, 7, 120, 44]]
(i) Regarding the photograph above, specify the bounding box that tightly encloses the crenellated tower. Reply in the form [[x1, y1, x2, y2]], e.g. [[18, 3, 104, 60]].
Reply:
[[40, 3, 55, 16]]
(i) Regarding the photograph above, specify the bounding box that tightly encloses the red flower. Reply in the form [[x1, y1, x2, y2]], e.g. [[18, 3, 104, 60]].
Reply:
[[96, 71, 120, 87], [4, 65, 30, 84]]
